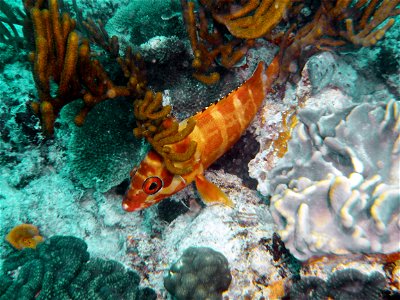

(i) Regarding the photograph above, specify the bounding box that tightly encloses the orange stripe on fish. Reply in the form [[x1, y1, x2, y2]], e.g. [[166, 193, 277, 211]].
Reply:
[[122, 57, 280, 212]]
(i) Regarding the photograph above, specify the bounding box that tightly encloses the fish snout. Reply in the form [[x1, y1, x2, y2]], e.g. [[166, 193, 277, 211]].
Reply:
[[122, 190, 147, 212], [122, 195, 140, 212]]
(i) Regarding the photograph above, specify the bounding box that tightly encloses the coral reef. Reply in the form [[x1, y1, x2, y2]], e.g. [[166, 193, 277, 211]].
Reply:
[[289, 276, 328, 300], [133, 90, 197, 175], [180, 0, 254, 83], [326, 268, 386, 300], [0, 0, 399, 298], [66, 100, 149, 192], [289, 268, 387, 300], [209, 0, 292, 39], [164, 246, 232, 300], [268, 100, 399, 260], [105, 0, 184, 46], [27, 0, 146, 135], [278, 0, 400, 82], [0, 235, 155, 299], [124, 171, 294, 298]]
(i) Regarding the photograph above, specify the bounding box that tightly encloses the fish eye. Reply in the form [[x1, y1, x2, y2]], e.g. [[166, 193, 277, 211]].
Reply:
[[142, 177, 163, 195]]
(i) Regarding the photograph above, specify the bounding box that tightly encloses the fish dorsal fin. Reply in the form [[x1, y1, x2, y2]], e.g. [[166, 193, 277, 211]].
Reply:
[[195, 174, 234, 208]]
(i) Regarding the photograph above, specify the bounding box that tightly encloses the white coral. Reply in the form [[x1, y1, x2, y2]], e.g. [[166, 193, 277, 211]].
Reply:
[[269, 100, 400, 260]]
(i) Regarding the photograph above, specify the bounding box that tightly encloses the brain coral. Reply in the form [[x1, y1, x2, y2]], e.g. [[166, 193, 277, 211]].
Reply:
[[0, 235, 155, 299], [326, 268, 387, 300], [164, 246, 232, 300], [268, 100, 399, 260], [289, 269, 387, 300], [289, 276, 328, 299]]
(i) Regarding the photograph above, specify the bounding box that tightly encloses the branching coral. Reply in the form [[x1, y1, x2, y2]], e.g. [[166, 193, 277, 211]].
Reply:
[[181, 0, 257, 84], [278, 0, 400, 81], [133, 90, 197, 175], [181, 0, 398, 84], [27, 0, 146, 135], [0, 0, 25, 48], [210, 0, 292, 39]]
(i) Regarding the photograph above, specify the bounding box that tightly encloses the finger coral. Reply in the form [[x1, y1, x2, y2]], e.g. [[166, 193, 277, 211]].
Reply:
[[211, 0, 292, 39], [28, 0, 146, 135], [268, 100, 399, 260], [278, 0, 400, 81], [5, 223, 43, 250], [180, 0, 257, 84], [133, 90, 198, 175]]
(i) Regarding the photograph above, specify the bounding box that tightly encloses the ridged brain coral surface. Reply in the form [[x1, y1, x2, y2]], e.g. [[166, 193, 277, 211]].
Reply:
[[164, 246, 232, 300], [289, 269, 386, 300], [0, 235, 155, 300], [269, 100, 399, 260]]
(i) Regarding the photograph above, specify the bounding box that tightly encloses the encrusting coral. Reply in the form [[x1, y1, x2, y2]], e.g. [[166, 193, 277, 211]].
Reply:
[[269, 100, 400, 260], [5, 223, 43, 250], [27, 0, 146, 135]]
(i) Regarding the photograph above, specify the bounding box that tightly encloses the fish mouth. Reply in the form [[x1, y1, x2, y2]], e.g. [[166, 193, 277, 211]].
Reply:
[[122, 196, 141, 212]]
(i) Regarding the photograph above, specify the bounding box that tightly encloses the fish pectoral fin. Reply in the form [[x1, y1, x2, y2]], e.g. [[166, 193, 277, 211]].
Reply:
[[195, 174, 234, 208]]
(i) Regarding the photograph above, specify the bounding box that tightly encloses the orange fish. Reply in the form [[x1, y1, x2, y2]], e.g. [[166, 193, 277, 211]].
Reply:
[[123, 57, 280, 212]]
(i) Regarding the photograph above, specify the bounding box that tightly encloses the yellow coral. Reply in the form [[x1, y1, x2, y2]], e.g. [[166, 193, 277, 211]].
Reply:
[[5, 224, 44, 250], [213, 0, 292, 39], [133, 91, 198, 175]]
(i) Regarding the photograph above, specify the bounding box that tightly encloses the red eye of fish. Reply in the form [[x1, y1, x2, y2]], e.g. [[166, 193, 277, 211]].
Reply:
[[143, 177, 163, 195]]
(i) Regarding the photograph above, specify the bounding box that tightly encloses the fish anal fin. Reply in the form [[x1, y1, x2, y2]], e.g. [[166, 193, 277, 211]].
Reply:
[[195, 174, 234, 208]]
